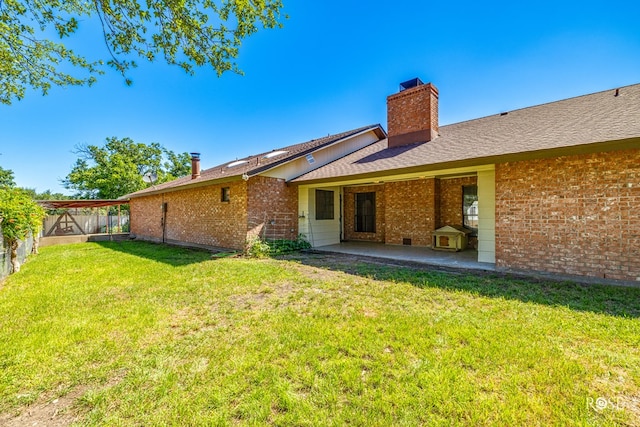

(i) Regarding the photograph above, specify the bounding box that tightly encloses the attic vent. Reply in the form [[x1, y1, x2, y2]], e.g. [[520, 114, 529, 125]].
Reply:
[[227, 160, 249, 168], [305, 154, 315, 164], [399, 77, 424, 92], [263, 150, 288, 159]]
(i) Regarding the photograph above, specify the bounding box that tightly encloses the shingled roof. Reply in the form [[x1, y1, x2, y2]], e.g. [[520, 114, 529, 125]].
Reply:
[[292, 83, 640, 183], [127, 124, 385, 197]]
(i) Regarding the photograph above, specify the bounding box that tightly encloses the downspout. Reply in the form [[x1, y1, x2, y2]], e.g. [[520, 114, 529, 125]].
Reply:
[[162, 194, 167, 243], [339, 189, 344, 242]]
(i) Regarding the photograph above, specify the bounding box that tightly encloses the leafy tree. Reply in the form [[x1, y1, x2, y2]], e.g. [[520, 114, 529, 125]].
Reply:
[[164, 151, 192, 179], [0, 187, 46, 272], [18, 188, 73, 215], [0, 166, 69, 196], [63, 136, 191, 199], [0, 166, 16, 187], [23, 189, 73, 201], [0, 0, 285, 105]]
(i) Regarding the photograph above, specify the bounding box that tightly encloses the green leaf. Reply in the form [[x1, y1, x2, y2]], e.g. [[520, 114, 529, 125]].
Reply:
[[63, 136, 192, 199], [0, 0, 286, 104], [0, 187, 47, 244]]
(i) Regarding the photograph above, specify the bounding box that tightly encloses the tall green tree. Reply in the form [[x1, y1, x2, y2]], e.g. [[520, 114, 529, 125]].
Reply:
[[63, 136, 191, 199], [0, 0, 285, 105], [0, 166, 16, 187]]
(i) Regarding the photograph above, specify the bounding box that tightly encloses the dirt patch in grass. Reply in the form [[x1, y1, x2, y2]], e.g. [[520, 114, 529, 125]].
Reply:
[[623, 394, 640, 421], [285, 260, 347, 282], [229, 282, 303, 311], [0, 386, 88, 427], [0, 372, 127, 427]]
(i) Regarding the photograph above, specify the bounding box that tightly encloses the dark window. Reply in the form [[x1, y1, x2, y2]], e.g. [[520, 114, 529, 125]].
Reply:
[[462, 185, 478, 232], [221, 187, 230, 202], [355, 192, 376, 233], [315, 190, 334, 220]]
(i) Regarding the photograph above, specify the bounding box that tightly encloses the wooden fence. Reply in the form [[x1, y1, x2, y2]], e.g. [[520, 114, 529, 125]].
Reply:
[[43, 214, 130, 236]]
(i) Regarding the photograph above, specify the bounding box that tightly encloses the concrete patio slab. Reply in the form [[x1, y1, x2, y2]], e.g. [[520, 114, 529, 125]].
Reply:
[[312, 241, 495, 272]]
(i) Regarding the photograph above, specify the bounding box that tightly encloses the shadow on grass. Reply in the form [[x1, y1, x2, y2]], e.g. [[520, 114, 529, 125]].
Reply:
[[95, 240, 214, 267], [286, 252, 640, 318]]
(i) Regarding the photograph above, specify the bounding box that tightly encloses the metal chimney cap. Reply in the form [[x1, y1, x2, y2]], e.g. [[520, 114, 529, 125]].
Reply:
[[399, 78, 424, 92], [189, 152, 201, 159]]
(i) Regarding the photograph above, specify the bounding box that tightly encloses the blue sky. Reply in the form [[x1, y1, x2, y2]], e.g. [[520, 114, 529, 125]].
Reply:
[[1, 0, 639, 195]]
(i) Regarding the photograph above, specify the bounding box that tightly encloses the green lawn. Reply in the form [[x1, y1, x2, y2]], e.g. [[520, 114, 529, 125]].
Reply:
[[0, 241, 639, 426]]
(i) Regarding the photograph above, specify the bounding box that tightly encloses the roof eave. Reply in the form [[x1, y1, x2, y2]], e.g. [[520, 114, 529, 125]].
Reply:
[[37, 199, 130, 209], [127, 175, 244, 199], [245, 124, 387, 178], [292, 137, 640, 185], [127, 125, 387, 198]]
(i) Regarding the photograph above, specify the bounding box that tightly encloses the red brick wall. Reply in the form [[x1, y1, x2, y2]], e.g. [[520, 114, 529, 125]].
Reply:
[[495, 149, 640, 282], [130, 177, 300, 250], [387, 83, 438, 147], [385, 179, 437, 246], [343, 185, 386, 242], [246, 176, 298, 241], [439, 176, 478, 228], [130, 180, 249, 250], [130, 194, 163, 242], [342, 178, 473, 247]]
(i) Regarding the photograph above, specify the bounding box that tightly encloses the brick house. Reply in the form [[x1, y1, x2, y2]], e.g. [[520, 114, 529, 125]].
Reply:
[[128, 79, 640, 283], [126, 125, 386, 250]]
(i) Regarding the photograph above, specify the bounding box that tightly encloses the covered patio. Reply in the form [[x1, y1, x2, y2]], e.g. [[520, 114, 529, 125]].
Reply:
[[312, 241, 496, 272]]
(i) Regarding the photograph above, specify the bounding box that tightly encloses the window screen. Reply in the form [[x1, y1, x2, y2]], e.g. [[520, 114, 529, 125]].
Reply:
[[355, 192, 376, 232], [315, 189, 334, 220], [462, 185, 478, 231]]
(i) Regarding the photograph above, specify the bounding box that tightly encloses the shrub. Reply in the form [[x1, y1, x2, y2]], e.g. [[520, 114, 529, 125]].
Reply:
[[245, 234, 311, 258], [0, 188, 47, 272], [268, 235, 312, 256], [245, 236, 272, 258]]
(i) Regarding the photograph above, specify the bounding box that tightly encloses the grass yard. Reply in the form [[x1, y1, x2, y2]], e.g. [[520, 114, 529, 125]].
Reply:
[[0, 241, 639, 426]]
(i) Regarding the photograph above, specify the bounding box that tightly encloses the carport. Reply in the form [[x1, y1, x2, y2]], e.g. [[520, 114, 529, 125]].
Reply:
[[37, 199, 130, 246]]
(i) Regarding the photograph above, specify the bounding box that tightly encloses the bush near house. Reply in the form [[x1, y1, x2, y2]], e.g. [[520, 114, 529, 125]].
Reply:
[[0, 188, 46, 273], [245, 235, 311, 258]]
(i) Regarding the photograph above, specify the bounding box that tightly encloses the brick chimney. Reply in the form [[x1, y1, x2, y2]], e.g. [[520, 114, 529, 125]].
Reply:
[[190, 152, 201, 179], [387, 78, 439, 149]]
